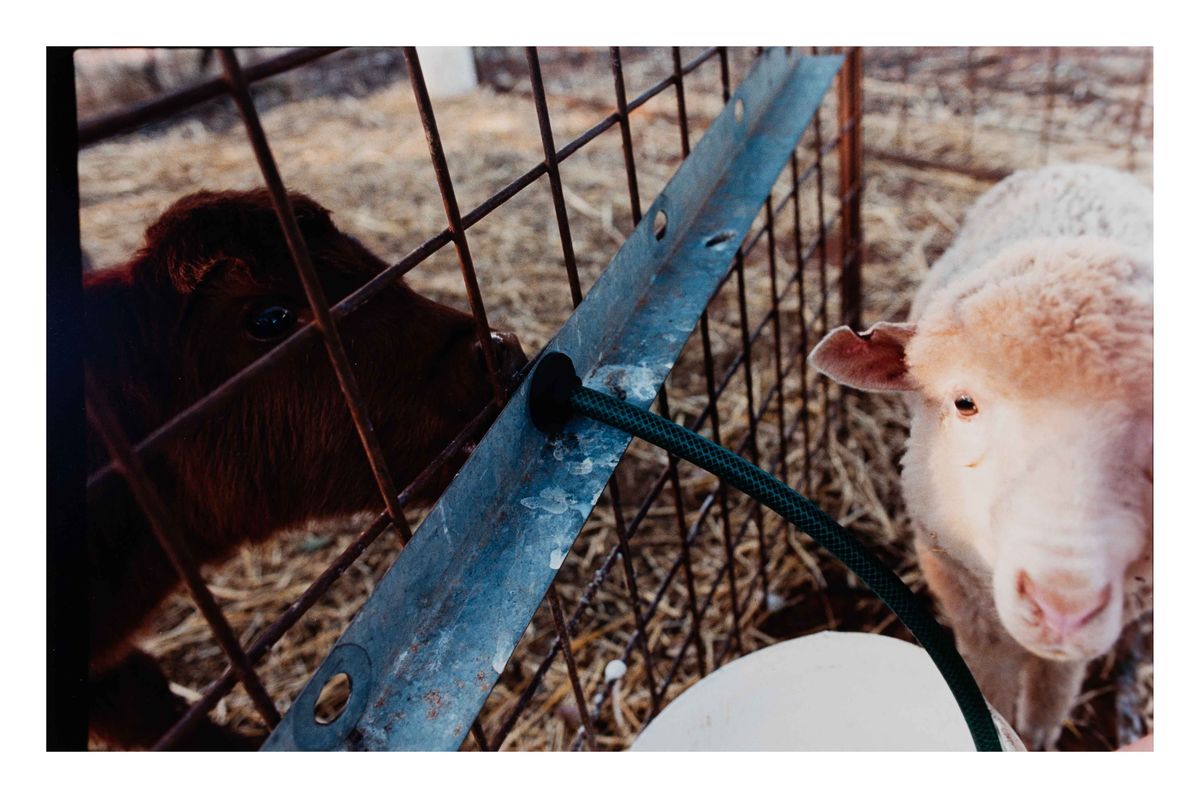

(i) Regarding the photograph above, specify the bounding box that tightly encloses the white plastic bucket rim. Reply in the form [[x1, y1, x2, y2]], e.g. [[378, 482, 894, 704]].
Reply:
[[630, 631, 1024, 751]]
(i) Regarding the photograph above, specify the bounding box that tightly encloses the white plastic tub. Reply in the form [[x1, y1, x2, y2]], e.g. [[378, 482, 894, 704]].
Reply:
[[630, 631, 1024, 751]]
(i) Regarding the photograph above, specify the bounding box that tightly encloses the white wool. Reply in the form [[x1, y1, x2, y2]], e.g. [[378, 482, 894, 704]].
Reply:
[[899, 164, 1153, 749], [910, 164, 1152, 321]]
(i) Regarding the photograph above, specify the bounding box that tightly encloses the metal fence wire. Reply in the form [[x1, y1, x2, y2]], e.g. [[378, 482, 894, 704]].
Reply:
[[74, 46, 864, 751], [864, 47, 1152, 180]]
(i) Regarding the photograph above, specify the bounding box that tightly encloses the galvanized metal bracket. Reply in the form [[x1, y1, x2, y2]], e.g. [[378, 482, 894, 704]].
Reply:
[[264, 48, 842, 751]]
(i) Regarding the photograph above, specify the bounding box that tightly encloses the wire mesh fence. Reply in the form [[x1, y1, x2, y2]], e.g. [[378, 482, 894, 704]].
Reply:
[[72, 46, 860, 750], [68, 45, 1150, 751], [863, 46, 1152, 180]]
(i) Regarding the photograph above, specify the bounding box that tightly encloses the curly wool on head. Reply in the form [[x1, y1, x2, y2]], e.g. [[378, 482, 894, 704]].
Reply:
[[907, 236, 1153, 405]]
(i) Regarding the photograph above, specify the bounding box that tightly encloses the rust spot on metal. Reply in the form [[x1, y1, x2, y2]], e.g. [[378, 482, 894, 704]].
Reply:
[[424, 689, 444, 720], [603, 369, 628, 400]]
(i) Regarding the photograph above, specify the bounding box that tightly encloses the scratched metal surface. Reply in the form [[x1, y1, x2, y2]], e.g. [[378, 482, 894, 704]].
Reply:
[[264, 48, 842, 751]]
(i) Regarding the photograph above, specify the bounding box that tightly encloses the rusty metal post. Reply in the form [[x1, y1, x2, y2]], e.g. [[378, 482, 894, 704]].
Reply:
[[527, 48, 584, 307], [837, 46, 864, 332], [403, 47, 507, 405]]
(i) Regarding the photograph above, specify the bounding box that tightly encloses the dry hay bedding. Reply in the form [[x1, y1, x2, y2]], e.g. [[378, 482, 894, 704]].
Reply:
[[78, 52, 1150, 751]]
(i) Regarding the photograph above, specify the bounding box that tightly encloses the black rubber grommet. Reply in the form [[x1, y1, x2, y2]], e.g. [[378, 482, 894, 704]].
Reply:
[[528, 351, 581, 435]]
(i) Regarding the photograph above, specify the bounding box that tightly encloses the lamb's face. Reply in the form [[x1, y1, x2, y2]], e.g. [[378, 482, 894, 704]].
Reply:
[[904, 239, 1153, 661], [908, 377, 1152, 661], [809, 237, 1152, 664]]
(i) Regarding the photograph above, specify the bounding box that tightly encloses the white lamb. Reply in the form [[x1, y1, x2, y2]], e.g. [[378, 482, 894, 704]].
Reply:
[[809, 164, 1152, 749]]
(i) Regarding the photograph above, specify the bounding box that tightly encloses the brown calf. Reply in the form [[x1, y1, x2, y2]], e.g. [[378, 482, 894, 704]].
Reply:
[[84, 190, 526, 749]]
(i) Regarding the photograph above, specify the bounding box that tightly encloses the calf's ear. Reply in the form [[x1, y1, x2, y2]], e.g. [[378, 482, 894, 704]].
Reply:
[[141, 190, 336, 295], [138, 196, 253, 295], [808, 321, 919, 392]]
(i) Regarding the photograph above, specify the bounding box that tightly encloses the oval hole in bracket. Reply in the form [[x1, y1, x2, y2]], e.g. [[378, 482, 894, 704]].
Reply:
[[653, 209, 669, 241], [705, 230, 737, 249], [291, 642, 372, 750], [314, 671, 352, 726], [734, 98, 745, 123]]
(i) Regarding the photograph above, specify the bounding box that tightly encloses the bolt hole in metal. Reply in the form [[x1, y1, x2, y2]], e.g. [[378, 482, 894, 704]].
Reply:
[[704, 230, 736, 249], [313, 671, 352, 726], [653, 208, 669, 241], [734, 97, 745, 123]]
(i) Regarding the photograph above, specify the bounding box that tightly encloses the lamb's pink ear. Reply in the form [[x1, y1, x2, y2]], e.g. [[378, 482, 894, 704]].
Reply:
[[808, 321, 919, 392]]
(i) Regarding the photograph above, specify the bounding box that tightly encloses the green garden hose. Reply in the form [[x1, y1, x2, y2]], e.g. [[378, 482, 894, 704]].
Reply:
[[529, 352, 1003, 751]]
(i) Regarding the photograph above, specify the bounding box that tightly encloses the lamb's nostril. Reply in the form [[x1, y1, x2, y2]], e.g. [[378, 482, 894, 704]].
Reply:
[[1018, 572, 1112, 638], [1015, 571, 1042, 622], [1016, 570, 1033, 599]]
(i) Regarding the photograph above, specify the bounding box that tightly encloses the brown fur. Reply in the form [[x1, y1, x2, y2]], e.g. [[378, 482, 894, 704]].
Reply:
[[84, 189, 525, 749]]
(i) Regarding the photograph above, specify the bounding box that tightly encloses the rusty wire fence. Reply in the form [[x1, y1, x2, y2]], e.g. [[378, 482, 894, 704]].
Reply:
[[71, 46, 862, 750], [862, 46, 1153, 181]]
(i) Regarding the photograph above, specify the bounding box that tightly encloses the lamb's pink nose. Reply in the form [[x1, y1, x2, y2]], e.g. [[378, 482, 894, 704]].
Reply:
[[1016, 571, 1112, 638]]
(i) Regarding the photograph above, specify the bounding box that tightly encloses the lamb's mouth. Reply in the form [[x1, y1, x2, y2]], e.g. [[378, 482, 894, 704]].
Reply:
[[1015, 623, 1117, 663], [1024, 642, 1077, 662]]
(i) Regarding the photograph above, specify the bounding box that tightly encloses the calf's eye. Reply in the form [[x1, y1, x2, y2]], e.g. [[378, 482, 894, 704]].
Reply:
[[953, 395, 978, 417], [246, 303, 297, 341]]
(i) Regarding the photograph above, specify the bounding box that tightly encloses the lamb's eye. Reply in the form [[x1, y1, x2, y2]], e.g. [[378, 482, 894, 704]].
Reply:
[[246, 303, 296, 341], [953, 395, 978, 417]]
